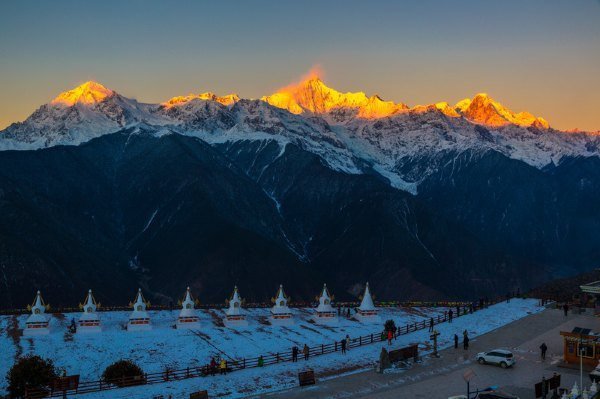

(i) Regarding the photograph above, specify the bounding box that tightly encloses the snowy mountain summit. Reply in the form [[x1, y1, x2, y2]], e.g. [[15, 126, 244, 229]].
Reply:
[[1, 78, 599, 193]]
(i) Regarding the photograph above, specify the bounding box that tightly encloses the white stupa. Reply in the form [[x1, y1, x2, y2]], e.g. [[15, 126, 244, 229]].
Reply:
[[127, 288, 152, 331], [23, 291, 50, 336], [176, 286, 200, 329], [354, 282, 380, 323], [269, 284, 294, 325], [77, 289, 101, 333], [223, 286, 248, 327], [313, 284, 338, 324]]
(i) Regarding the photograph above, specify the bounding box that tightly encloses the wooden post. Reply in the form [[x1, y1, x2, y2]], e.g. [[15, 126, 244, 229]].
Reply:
[[276, 352, 279, 363], [359, 336, 362, 346], [335, 341, 338, 351], [371, 333, 373, 343], [243, 358, 246, 368], [321, 344, 324, 354]]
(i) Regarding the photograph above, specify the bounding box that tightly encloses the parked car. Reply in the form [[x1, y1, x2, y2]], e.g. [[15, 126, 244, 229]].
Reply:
[[476, 349, 515, 368], [478, 391, 520, 399]]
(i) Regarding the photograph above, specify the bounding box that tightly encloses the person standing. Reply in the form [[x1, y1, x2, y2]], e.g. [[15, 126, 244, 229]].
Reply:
[[257, 355, 264, 367], [210, 357, 217, 376], [563, 303, 569, 316], [303, 344, 310, 361], [456, 305, 460, 317], [220, 358, 227, 375], [341, 337, 347, 354], [387, 329, 393, 345], [454, 334, 459, 349], [429, 317, 434, 332], [292, 345, 298, 362], [463, 330, 469, 350], [540, 342, 548, 360], [448, 309, 453, 323]]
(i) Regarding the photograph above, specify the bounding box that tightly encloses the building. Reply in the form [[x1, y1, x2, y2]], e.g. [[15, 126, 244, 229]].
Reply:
[[224, 286, 248, 327], [580, 279, 600, 315], [127, 288, 152, 331], [354, 282, 381, 323], [313, 284, 338, 325], [176, 286, 200, 329], [269, 284, 294, 325], [77, 289, 101, 333], [560, 327, 600, 368], [23, 291, 50, 336]]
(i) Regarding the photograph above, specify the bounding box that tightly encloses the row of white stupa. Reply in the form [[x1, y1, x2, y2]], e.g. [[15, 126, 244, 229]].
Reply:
[[23, 283, 380, 336]]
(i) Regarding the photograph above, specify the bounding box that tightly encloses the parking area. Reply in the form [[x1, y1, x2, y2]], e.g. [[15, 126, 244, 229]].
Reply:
[[264, 307, 595, 398]]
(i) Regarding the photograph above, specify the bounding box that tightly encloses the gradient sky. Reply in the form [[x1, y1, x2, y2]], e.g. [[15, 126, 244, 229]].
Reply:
[[1, 0, 599, 131]]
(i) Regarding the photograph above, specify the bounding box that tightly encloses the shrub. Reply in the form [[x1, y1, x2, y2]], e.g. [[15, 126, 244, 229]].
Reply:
[[6, 355, 58, 398], [384, 319, 396, 333], [102, 360, 144, 387]]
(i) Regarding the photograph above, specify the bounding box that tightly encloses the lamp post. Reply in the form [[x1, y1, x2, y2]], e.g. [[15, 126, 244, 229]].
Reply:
[[580, 334, 584, 394]]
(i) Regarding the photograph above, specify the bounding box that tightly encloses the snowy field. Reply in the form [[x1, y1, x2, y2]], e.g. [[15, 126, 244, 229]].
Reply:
[[0, 299, 543, 398]]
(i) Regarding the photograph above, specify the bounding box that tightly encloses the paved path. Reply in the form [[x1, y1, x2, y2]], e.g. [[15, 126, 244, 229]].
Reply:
[[261, 307, 596, 398]]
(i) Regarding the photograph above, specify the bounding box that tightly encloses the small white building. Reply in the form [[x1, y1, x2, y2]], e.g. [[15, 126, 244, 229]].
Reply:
[[127, 288, 152, 331], [354, 282, 381, 323], [176, 286, 200, 329], [313, 284, 338, 325], [23, 291, 50, 336], [77, 289, 102, 333], [223, 286, 248, 327], [269, 284, 294, 325]]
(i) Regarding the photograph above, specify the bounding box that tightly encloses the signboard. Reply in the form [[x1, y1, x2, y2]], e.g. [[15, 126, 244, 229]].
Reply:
[[189, 391, 208, 399], [298, 370, 316, 386], [51, 375, 80, 391], [463, 368, 476, 382]]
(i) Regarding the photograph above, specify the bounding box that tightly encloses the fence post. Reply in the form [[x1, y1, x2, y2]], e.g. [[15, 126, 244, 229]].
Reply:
[[359, 336, 362, 346], [371, 333, 373, 343], [276, 352, 279, 363], [335, 341, 338, 351], [243, 358, 246, 369], [322, 344, 324, 354]]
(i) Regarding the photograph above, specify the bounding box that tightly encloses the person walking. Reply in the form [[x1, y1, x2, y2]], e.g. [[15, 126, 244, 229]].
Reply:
[[292, 345, 298, 362], [563, 303, 569, 316], [341, 337, 347, 354], [454, 334, 458, 349], [448, 309, 453, 323], [387, 329, 393, 345], [429, 317, 434, 332], [219, 357, 227, 375], [540, 342, 548, 360], [303, 344, 310, 361]]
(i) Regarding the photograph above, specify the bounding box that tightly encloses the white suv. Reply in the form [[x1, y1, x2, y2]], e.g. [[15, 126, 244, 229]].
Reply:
[[476, 349, 515, 368]]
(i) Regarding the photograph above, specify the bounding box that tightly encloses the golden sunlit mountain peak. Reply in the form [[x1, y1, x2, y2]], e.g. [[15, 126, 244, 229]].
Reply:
[[262, 69, 407, 118], [456, 93, 549, 128], [162, 92, 240, 108], [50, 81, 114, 106]]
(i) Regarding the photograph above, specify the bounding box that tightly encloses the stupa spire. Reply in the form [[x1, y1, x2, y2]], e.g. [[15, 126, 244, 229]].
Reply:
[[177, 286, 200, 329]]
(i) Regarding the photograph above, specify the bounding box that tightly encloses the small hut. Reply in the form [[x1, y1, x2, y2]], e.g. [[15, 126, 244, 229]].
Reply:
[[176, 287, 200, 329], [269, 284, 294, 325], [354, 282, 381, 323], [77, 289, 102, 333], [23, 291, 50, 336], [223, 286, 248, 327], [127, 288, 152, 331], [313, 284, 338, 324]]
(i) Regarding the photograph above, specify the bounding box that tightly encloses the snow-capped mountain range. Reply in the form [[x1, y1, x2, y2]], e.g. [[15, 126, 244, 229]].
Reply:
[[2, 79, 599, 194]]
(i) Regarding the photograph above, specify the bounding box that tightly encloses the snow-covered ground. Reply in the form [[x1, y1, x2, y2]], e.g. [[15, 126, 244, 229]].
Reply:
[[0, 299, 542, 398]]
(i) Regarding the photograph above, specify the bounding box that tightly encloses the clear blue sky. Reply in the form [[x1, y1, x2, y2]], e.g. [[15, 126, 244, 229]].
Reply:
[[1, 0, 599, 130]]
